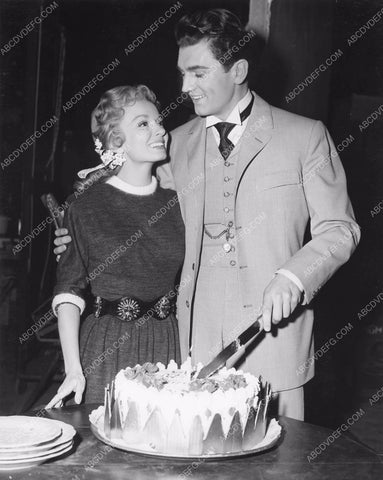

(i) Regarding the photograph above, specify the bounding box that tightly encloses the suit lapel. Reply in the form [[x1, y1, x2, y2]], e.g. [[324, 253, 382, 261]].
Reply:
[[235, 94, 274, 194], [186, 119, 207, 254]]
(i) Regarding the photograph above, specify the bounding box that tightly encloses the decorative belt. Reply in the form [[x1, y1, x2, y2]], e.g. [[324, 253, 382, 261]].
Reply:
[[93, 294, 176, 322]]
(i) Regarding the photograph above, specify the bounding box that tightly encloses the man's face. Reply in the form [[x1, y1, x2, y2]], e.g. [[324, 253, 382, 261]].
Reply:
[[177, 40, 237, 119]]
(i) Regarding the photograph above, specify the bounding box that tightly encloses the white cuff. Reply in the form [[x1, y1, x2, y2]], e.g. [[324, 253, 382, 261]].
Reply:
[[52, 293, 86, 317], [276, 269, 305, 293]]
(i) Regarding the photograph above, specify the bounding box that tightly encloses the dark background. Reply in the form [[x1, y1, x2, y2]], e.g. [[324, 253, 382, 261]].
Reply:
[[0, 0, 382, 451]]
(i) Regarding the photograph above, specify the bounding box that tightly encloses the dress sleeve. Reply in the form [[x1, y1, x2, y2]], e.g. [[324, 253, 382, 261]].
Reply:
[[52, 203, 89, 316]]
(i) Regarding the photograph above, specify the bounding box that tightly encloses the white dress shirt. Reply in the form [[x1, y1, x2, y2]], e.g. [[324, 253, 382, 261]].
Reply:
[[205, 89, 253, 146]]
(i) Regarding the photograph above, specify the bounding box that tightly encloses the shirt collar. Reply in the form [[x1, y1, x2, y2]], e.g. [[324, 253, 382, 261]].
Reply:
[[205, 90, 252, 128]]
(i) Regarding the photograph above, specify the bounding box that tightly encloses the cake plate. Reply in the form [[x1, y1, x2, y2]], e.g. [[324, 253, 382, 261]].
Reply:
[[90, 415, 282, 460]]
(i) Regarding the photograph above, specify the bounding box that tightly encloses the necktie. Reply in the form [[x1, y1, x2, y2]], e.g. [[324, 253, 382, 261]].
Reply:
[[214, 122, 235, 160], [214, 95, 254, 160]]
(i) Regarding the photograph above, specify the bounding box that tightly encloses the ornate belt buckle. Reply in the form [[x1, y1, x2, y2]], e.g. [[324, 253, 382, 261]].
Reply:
[[154, 295, 172, 319], [94, 296, 103, 318], [117, 297, 140, 321]]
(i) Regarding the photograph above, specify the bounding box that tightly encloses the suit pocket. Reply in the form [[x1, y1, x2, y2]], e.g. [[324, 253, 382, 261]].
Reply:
[[256, 170, 302, 191]]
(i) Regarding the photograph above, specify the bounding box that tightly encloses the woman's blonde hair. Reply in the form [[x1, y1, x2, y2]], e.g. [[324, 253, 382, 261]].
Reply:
[[91, 84, 160, 149]]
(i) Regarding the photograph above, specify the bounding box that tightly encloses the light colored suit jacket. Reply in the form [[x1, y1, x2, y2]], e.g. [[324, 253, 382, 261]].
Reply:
[[157, 94, 360, 390]]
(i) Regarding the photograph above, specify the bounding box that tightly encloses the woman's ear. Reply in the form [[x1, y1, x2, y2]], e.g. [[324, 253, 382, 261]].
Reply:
[[109, 130, 125, 151], [231, 59, 249, 85]]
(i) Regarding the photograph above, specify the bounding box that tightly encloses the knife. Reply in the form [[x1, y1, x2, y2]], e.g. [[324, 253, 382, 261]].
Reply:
[[196, 316, 264, 379]]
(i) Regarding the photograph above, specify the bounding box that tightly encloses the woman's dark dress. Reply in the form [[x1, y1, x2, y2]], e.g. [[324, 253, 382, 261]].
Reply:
[[54, 178, 185, 404]]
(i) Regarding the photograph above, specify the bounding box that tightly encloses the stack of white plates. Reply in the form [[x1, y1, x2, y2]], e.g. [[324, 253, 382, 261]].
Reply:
[[0, 416, 76, 470]]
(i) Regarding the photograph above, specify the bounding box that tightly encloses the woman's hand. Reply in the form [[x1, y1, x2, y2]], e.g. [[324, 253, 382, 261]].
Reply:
[[45, 370, 85, 409]]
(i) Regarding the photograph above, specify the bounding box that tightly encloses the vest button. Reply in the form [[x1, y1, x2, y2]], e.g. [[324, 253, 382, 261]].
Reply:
[[230, 260, 236, 266], [224, 161, 230, 167], [224, 192, 230, 197], [224, 207, 229, 213], [224, 176, 230, 182], [228, 221, 234, 227]]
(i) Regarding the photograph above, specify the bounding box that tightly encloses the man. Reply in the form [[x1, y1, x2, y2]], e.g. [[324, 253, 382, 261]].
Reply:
[[55, 9, 360, 420]]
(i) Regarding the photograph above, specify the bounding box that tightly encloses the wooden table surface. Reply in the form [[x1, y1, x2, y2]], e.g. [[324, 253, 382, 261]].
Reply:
[[1, 404, 382, 479]]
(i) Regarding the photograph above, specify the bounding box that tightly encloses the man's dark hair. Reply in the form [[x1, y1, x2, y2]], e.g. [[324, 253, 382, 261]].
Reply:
[[175, 9, 254, 72]]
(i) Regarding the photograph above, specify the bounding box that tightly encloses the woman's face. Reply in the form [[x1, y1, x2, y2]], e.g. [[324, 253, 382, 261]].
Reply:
[[118, 99, 167, 164]]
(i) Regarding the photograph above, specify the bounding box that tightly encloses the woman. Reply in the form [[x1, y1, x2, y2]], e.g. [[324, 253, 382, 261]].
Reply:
[[46, 85, 185, 407]]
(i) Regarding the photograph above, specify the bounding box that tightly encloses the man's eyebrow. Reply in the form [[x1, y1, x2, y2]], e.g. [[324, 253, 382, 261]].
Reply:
[[177, 65, 210, 72]]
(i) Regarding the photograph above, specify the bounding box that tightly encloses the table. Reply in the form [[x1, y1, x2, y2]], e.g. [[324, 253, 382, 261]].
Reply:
[[2, 405, 382, 479]]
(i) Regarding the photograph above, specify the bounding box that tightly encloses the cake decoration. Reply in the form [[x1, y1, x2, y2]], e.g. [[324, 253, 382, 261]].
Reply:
[[93, 359, 272, 455]]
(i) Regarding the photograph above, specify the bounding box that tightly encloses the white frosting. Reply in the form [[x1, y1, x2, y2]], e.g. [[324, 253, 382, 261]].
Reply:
[[114, 359, 260, 439]]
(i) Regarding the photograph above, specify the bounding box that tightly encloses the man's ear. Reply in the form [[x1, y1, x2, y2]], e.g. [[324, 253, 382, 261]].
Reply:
[[231, 59, 249, 84]]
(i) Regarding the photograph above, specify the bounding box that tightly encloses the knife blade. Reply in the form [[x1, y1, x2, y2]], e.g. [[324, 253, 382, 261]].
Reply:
[[196, 316, 263, 379]]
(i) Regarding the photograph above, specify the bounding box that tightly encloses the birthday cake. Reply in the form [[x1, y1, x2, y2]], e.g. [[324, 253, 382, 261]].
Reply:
[[90, 359, 272, 455]]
